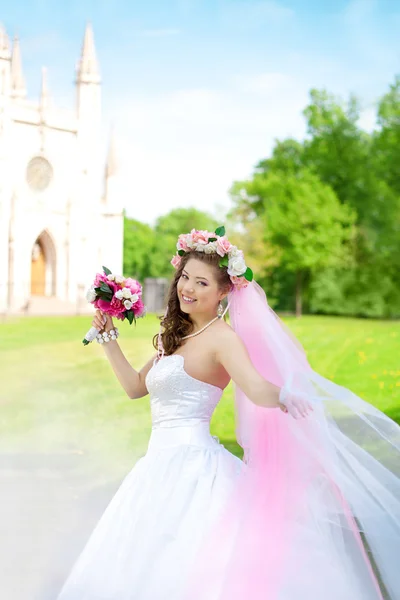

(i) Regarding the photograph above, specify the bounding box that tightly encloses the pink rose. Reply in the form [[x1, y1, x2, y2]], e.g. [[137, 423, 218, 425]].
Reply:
[[190, 229, 210, 245], [177, 234, 190, 252], [124, 278, 142, 296], [132, 298, 145, 317], [94, 296, 125, 318], [171, 254, 182, 269], [93, 272, 109, 287], [230, 275, 250, 290], [216, 236, 232, 257]]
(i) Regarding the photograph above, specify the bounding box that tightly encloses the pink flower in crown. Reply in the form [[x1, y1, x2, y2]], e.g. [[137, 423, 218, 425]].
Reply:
[[177, 234, 190, 252], [230, 275, 250, 289], [124, 278, 142, 296], [190, 229, 210, 246], [216, 236, 232, 257], [171, 254, 182, 269]]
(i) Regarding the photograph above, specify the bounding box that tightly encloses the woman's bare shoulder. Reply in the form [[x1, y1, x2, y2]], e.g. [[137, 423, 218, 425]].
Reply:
[[210, 319, 238, 342]]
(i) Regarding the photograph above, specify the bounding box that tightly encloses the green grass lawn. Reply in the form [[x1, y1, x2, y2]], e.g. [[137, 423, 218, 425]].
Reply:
[[0, 313, 399, 478]]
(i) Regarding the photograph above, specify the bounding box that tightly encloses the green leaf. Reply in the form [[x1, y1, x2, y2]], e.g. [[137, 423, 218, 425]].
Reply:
[[219, 255, 229, 267], [126, 309, 134, 325], [102, 266, 112, 276], [215, 226, 225, 237], [177, 249, 186, 256], [99, 282, 113, 293], [208, 237, 217, 242], [244, 267, 254, 281]]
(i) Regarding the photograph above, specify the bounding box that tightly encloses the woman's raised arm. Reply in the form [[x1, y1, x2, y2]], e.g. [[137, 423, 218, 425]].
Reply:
[[92, 309, 156, 399]]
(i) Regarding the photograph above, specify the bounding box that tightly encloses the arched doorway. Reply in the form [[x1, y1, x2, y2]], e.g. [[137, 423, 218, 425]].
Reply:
[[30, 230, 56, 296]]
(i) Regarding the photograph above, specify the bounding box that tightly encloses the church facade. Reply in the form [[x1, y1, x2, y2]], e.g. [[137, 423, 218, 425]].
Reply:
[[0, 24, 124, 315]]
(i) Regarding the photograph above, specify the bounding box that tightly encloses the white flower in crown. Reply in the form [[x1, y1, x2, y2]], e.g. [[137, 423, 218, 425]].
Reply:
[[107, 273, 116, 281], [204, 241, 219, 254], [172, 226, 253, 288], [121, 288, 132, 299], [115, 275, 125, 285], [228, 254, 247, 277], [131, 293, 139, 304], [115, 290, 124, 300], [123, 300, 133, 310], [229, 245, 242, 257]]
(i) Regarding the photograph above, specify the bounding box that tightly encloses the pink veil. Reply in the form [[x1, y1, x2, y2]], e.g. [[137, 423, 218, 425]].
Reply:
[[184, 280, 400, 600]]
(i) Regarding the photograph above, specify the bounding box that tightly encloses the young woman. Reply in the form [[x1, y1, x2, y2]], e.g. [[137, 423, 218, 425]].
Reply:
[[57, 228, 400, 600]]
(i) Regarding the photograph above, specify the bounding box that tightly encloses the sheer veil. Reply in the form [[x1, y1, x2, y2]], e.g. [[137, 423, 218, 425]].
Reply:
[[184, 280, 400, 600]]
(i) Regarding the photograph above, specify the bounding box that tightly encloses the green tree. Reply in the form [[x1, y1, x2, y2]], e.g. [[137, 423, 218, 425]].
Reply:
[[233, 170, 356, 316], [123, 216, 155, 281]]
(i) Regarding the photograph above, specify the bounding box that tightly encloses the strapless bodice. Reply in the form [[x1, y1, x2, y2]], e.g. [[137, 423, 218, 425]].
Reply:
[[145, 354, 223, 429]]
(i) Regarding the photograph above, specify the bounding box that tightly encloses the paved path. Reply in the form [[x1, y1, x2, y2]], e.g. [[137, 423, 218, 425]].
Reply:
[[0, 452, 122, 600]]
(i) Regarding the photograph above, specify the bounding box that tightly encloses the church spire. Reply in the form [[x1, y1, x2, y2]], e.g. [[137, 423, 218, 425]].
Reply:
[[40, 66, 50, 109], [0, 23, 10, 59], [105, 127, 118, 179], [76, 23, 100, 84], [10, 36, 26, 98]]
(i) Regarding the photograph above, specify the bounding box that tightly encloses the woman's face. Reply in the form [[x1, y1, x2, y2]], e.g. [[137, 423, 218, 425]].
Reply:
[[176, 258, 225, 317]]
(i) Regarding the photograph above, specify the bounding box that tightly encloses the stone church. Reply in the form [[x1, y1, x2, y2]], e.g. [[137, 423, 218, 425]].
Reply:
[[0, 24, 124, 315]]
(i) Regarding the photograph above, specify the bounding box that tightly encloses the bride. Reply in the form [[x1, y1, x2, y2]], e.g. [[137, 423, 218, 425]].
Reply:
[[57, 227, 400, 600]]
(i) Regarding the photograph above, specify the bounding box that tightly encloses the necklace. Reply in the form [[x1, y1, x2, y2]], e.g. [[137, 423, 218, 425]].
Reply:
[[181, 315, 221, 340]]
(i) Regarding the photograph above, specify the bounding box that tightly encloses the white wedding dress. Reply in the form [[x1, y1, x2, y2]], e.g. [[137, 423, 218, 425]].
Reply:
[[56, 354, 243, 600]]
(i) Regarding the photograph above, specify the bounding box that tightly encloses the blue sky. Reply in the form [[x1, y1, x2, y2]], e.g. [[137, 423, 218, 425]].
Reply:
[[2, 0, 400, 224]]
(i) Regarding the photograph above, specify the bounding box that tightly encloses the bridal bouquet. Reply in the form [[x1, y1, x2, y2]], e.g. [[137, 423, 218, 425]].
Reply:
[[82, 266, 146, 345]]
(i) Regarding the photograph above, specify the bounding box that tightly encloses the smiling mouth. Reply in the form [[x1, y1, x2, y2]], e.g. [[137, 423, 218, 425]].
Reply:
[[181, 295, 197, 304]]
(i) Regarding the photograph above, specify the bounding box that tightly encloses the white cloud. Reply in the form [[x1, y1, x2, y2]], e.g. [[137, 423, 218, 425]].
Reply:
[[107, 75, 308, 224]]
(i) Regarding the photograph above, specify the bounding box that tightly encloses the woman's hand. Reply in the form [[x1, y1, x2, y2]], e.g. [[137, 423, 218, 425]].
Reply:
[[278, 402, 289, 414], [279, 389, 314, 419], [92, 310, 114, 333]]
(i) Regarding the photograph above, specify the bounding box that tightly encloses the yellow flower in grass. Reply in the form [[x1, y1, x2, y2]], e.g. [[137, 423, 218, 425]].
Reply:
[[379, 382, 385, 389], [365, 338, 374, 344], [383, 370, 388, 375], [396, 381, 400, 387], [371, 374, 377, 379]]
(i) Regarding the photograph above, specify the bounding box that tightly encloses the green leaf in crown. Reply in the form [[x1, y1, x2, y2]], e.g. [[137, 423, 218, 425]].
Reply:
[[244, 267, 253, 281], [215, 226, 225, 237], [219, 255, 229, 268], [102, 266, 112, 276]]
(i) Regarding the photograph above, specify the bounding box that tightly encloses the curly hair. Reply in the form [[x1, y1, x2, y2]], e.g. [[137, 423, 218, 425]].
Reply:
[[152, 252, 233, 356]]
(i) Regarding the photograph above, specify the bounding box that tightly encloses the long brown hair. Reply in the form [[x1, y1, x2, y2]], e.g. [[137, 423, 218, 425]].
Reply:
[[152, 252, 232, 356]]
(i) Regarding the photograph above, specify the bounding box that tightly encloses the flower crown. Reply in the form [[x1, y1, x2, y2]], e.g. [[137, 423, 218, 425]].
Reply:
[[170, 226, 253, 289]]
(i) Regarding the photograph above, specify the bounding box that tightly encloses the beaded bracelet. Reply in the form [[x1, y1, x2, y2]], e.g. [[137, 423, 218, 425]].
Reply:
[[96, 327, 119, 344]]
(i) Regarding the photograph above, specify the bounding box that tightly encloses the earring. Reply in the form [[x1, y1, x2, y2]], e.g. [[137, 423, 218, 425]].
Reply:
[[217, 301, 224, 318]]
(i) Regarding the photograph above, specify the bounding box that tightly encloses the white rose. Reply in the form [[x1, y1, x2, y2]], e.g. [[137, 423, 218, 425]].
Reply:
[[228, 255, 247, 276], [186, 235, 196, 249], [107, 274, 115, 281], [122, 287, 131, 299], [115, 275, 125, 284], [204, 241, 218, 254], [130, 293, 139, 304], [115, 290, 123, 300], [123, 300, 133, 310], [86, 286, 97, 303], [229, 245, 241, 257], [194, 242, 205, 252]]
